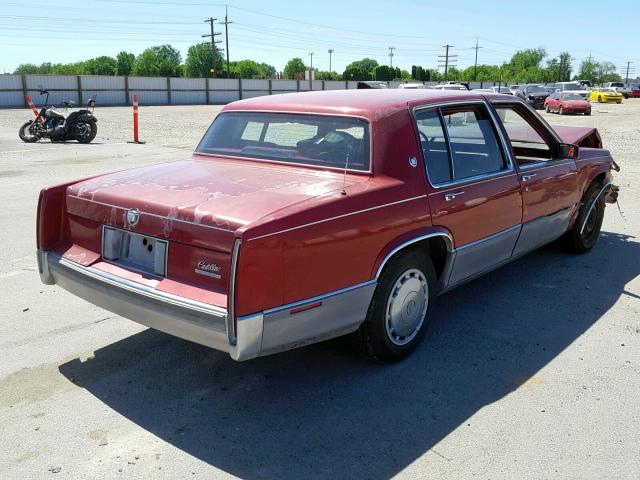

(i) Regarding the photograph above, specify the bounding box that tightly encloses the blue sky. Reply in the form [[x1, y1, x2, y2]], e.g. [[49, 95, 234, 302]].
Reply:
[[1, 0, 638, 77]]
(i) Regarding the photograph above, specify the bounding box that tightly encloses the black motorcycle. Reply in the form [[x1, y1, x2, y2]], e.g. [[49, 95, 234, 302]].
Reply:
[[19, 90, 98, 143]]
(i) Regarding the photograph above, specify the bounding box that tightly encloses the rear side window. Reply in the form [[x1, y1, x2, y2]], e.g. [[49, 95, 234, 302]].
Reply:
[[197, 112, 370, 171], [416, 104, 506, 185]]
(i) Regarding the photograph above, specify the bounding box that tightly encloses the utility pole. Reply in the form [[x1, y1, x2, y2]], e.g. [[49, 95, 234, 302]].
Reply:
[[328, 49, 334, 73], [438, 44, 457, 82], [624, 61, 632, 84], [473, 37, 483, 81], [309, 52, 314, 90], [219, 6, 233, 78], [202, 17, 222, 77], [388, 46, 395, 68], [557, 55, 564, 82]]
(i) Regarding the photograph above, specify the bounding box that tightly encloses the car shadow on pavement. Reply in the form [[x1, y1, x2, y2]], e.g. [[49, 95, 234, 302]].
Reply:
[[59, 231, 639, 480]]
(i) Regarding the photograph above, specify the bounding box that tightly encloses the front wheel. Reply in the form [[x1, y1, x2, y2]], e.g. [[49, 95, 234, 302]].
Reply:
[[73, 121, 97, 144], [559, 106, 564, 115], [352, 250, 436, 362], [545, 104, 550, 113], [18, 120, 39, 143], [562, 181, 606, 253], [598, 96, 603, 103]]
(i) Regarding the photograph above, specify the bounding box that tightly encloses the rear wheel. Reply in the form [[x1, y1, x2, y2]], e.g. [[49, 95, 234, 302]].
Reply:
[[559, 106, 564, 115], [352, 249, 436, 362], [562, 181, 606, 253], [18, 120, 39, 143], [545, 104, 550, 113], [73, 120, 97, 144]]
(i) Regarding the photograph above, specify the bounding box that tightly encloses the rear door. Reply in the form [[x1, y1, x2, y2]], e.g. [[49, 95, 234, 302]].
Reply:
[[416, 101, 522, 287], [491, 101, 579, 255]]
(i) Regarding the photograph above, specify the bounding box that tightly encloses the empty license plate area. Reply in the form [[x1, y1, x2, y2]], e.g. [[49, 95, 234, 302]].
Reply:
[[102, 226, 168, 277]]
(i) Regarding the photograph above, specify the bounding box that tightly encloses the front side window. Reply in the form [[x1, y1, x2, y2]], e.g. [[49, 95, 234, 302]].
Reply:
[[493, 104, 555, 164], [197, 112, 370, 171], [416, 104, 507, 185]]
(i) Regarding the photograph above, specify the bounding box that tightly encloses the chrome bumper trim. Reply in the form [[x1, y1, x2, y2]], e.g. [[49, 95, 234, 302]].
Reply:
[[37, 251, 263, 361]]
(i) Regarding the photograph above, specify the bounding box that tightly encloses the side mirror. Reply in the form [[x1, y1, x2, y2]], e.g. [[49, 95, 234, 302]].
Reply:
[[559, 143, 579, 160]]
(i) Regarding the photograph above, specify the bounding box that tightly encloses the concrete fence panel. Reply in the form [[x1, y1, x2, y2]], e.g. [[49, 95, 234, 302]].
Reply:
[[170, 77, 206, 90], [128, 76, 166, 90], [25, 75, 77, 90], [272, 80, 298, 91], [81, 76, 125, 90], [324, 81, 345, 90], [172, 90, 208, 104], [0, 75, 23, 90]]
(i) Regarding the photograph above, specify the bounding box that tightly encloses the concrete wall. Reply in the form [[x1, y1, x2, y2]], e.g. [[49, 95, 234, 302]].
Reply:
[[0, 74, 508, 108]]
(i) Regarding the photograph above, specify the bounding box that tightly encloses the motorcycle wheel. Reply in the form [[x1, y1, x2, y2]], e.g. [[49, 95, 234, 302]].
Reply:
[[74, 121, 97, 144], [19, 121, 39, 143]]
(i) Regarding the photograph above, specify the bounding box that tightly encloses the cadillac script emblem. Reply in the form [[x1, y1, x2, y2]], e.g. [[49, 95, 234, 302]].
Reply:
[[126, 208, 140, 227], [195, 260, 222, 279]]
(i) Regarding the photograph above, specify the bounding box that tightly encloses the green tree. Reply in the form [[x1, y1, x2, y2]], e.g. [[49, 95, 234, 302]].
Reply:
[[14, 63, 41, 74], [259, 63, 276, 78], [185, 43, 223, 77], [343, 58, 379, 80], [283, 57, 307, 79], [83, 56, 117, 75], [231, 60, 262, 78], [595, 61, 622, 83], [116, 51, 136, 76], [133, 44, 182, 77]]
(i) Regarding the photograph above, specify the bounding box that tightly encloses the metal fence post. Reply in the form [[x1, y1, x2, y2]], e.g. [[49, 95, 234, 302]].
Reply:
[[268, 79, 272, 95], [322, 80, 325, 90], [205, 78, 210, 104], [166, 77, 172, 105], [239, 78, 243, 100], [125, 76, 130, 105], [76, 75, 82, 104], [345, 80, 349, 89], [296, 80, 300, 92], [21, 74, 28, 107]]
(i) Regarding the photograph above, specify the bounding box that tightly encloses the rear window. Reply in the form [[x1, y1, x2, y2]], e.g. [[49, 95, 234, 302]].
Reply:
[[196, 112, 371, 171]]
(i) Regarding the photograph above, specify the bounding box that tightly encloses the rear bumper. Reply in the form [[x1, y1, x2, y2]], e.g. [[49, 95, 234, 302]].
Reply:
[[37, 251, 263, 361]]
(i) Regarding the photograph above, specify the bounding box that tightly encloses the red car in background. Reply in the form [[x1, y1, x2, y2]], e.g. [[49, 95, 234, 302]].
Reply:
[[545, 92, 591, 115], [629, 83, 640, 98]]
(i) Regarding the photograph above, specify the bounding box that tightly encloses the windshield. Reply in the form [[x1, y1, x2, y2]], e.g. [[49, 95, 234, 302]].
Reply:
[[610, 82, 624, 87], [601, 88, 616, 93], [562, 83, 581, 91], [196, 112, 371, 171], [561, 93, 582, 100], [527, 85, 546, 93]]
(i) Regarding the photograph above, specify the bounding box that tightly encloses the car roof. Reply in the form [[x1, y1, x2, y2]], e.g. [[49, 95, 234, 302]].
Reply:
[[222, 89, 487, 122]]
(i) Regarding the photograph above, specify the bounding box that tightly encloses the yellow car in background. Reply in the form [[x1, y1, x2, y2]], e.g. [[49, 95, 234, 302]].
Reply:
[[590, 87, 624, 103]]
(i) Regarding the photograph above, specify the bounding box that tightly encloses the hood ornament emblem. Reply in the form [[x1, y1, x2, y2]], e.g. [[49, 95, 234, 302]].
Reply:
[[126, 208, 140, 227]]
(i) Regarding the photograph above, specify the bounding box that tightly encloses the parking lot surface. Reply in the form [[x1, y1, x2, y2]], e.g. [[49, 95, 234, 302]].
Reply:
[[1, 101, 639, 479]]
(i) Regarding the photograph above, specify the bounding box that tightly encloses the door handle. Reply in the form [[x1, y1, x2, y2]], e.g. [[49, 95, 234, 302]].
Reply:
[[521, 173, 537, 182], [444, 190, 465, 202]]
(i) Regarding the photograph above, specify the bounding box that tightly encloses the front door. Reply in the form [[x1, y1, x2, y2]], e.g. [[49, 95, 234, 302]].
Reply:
[[415, 102, 522, 287], [491, 102, 579, 255]]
